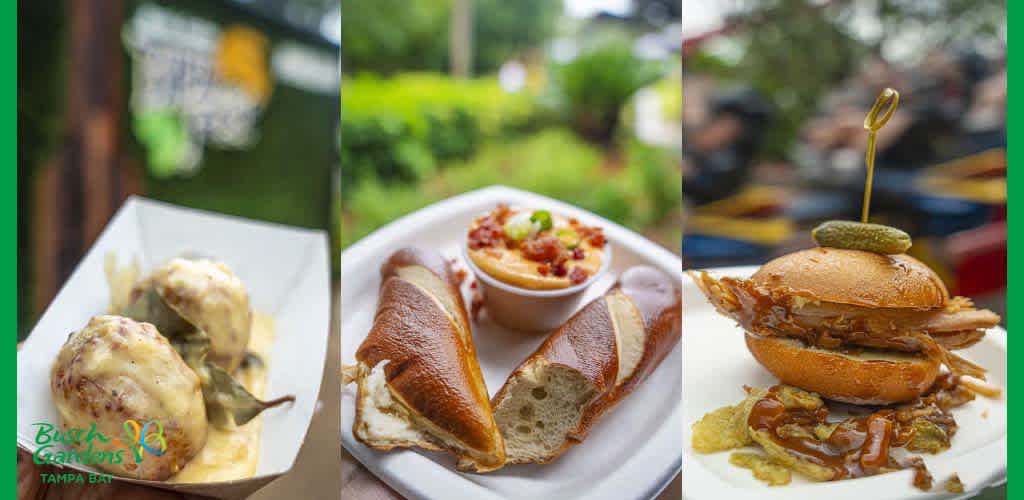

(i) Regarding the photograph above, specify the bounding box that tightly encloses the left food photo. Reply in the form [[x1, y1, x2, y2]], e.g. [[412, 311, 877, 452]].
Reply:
[[17, 1, 340, 499]]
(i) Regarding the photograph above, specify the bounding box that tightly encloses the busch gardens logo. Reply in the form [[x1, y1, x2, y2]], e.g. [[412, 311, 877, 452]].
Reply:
[[32, 419, 168, 467]]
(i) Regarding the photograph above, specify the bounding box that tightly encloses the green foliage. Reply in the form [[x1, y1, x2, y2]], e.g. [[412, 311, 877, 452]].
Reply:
[[473, 0, 560, 73], [341, 73, 538, 186], [875, 0, 1005, 46], [729, 0, 862, 159], [695, 0, 1005, 160], [341, 0, 449, 74], [550, 41, 666, 146], [340, 128, 681, 247], [18, 0, 68, 340], [341, 0, 559, 74], [341, 115, 436, 185]]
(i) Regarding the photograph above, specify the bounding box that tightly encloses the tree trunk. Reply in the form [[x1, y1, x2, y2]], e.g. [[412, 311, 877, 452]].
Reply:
[[449, 0, 473, 78]]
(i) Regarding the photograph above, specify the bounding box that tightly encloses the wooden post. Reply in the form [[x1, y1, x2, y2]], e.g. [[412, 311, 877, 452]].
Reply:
[[32, 0, 127, 315]]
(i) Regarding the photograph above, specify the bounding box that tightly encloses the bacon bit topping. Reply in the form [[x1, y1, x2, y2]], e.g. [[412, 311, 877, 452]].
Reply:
[[522, 235, 563, 262], [469, 205, 606, 283], [493, 204, 513, 224], [574, 223, 606, 248], [468, 217, 504, 250], [454, 268, 468, 286], [469, 280, 477, 289]]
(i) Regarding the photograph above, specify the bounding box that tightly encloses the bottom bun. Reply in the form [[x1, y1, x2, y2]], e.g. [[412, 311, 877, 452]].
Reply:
[[744, 333, 940, 405]]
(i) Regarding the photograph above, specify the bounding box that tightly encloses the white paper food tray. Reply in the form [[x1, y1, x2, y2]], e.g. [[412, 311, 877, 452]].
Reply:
[[16, 197, 331, 499]]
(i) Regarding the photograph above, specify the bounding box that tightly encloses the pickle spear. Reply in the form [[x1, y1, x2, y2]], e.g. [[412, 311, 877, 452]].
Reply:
[[812, 220, 911, 254]]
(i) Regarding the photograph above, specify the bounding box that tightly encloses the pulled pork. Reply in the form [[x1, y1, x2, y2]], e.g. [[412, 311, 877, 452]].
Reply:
[[690, 271, 998, 379]]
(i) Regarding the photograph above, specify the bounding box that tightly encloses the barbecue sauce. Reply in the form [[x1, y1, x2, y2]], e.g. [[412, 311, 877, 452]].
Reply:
[[746, 376, 968, 489]]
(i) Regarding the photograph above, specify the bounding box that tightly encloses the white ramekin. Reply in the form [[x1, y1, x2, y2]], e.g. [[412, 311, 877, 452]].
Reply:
[[462, 243, 612, 333]]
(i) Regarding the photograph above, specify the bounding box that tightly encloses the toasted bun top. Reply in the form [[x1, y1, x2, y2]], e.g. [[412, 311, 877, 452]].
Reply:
[[751, 247, 948, 309], [744, 333, 940, 405]]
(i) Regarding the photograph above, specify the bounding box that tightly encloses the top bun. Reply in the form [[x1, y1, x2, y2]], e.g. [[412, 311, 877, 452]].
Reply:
[[751, 247, 948, 309]]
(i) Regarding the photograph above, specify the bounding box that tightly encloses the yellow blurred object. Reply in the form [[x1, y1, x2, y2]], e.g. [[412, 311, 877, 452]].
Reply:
[[686, 214, 796, 246], [923, 148, 1006, 178], [216, 26, 273, 104], [916, 176, 1007, 204], [916, 148, 1007, 204], [694, 185, 791, 217]]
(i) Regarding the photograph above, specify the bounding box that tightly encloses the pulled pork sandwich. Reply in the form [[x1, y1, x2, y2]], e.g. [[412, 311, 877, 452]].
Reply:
[[690, 247, 999, 405]]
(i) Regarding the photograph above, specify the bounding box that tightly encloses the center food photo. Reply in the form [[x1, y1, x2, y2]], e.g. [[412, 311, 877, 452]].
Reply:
[[338, 2, 684, 498]]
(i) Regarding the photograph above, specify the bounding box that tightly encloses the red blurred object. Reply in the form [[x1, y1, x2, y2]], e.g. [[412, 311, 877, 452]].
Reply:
[[945, 221, 1006, 297]]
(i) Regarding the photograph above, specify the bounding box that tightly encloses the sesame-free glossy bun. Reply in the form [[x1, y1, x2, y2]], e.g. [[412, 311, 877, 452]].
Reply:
[[751, 248, 948, 309], [745, 333, 940, 405]]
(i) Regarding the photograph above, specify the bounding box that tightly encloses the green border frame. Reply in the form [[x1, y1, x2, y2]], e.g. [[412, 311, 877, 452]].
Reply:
[[7, 1, 16, 498], [1008, 0, 1016, 497], [6, 3, 1014, 500]]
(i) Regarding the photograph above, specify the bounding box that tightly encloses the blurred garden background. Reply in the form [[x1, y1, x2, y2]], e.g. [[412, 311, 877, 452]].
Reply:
[[338, 0, 683, 253], [18, 2, 343, 498], [18, 0, 340, 340], [683, 0, 1007, 326]]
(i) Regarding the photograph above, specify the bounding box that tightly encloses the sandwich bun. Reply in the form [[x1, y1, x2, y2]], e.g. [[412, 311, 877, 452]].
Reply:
[[751, 248, 948, 309], [744, 333, 940, 405]]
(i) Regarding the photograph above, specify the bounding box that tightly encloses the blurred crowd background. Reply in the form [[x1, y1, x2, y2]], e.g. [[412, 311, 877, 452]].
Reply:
[[682, 0, 1007, 320], [18, 0, 340, 340], [338, 0, 683, 254]]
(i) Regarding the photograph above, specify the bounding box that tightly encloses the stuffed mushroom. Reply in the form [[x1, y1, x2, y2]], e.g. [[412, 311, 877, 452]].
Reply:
[[143, 258, 252, 372], [50, 315, 208, 480]]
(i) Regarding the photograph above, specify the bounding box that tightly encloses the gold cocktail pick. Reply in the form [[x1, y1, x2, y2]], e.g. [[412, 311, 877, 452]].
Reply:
[[861, 88, 900, 223]]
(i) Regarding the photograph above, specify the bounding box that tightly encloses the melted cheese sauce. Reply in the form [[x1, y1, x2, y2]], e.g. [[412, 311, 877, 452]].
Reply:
[[105, 253, 140, 314], [153, 258, 252, 372], [467, 214, 604, 290], [169, 312, 274, 483], [103, 254, 272, 483]]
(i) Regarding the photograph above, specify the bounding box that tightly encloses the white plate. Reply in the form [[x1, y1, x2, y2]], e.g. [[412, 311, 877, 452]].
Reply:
[[16, 197, 331, 499], [682, 266, 1007, 500], [341, 186, 682, 500]]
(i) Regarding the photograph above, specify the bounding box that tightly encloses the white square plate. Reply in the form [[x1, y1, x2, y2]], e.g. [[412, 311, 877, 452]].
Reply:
[[682, 266, 1007, 500], [16, 197, 331, 499], [341, 186, 682, 500]]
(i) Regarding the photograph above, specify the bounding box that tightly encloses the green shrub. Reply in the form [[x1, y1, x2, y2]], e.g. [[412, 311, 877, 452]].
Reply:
[[341, 73, 538, 187], [550, 41, 666, 146], [340, 128, 681, 248], [341, 0, 559, 75]]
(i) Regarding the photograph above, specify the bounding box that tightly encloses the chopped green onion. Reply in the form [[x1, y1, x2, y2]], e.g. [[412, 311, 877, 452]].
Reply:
[[557, 228, 580, 249], [530, 210, 553, 231]]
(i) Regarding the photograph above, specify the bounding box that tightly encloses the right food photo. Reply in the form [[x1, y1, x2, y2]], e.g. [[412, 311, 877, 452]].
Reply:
[[682, 1, 1006, 499]]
